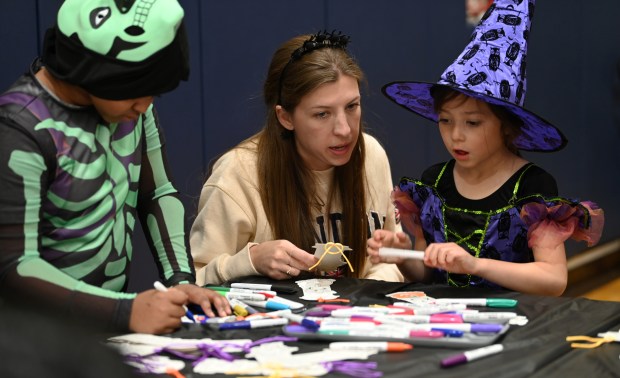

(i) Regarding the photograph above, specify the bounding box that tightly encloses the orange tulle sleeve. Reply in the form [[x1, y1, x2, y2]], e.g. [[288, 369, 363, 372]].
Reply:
[[521, 200, 604, 250], [392, 186, 424, 240]]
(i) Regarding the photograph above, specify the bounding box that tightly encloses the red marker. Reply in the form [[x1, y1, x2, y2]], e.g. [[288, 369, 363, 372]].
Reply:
[[328, 341, 413, 352]]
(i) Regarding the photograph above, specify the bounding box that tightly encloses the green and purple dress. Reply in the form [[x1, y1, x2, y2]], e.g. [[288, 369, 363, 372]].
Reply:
[[395, 160, 604, 289]]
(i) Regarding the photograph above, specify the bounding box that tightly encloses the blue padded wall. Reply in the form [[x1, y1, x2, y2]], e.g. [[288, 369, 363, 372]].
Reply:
[[1, 1, 618, 292]]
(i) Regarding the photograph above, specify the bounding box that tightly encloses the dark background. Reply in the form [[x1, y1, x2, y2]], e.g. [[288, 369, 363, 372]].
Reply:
[[2, 1, 618, 292]]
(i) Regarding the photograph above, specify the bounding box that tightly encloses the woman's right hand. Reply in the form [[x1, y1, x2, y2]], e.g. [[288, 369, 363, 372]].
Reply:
[[249, 240, 318, 280], [367, 230, 413, 264]]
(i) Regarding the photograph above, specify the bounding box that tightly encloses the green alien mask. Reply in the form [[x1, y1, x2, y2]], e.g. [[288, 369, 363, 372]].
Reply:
[[42, 0, 190, 100]]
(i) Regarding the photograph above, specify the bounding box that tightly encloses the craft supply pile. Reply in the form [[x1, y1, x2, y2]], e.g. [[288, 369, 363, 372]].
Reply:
[[108, 278, 532, 376]]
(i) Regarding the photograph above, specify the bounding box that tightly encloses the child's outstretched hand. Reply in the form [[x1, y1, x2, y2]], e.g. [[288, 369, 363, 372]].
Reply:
[[367, 230, 412, 264], [423, 242, 477, 274]]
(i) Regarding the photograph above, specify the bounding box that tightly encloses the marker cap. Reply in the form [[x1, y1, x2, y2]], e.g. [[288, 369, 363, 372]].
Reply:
[[433, 328, 464, 337], [441, 354, 467, 367], [431, 314, 463, 323], [470, 324, 504, 333], [487, 298, 518, 308], [219, 321, 250, 330], [265, 301, 289, 311]]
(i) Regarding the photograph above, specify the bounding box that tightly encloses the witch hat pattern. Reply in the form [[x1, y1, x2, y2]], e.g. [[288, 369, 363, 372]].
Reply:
[[383, 0, 567, 152]]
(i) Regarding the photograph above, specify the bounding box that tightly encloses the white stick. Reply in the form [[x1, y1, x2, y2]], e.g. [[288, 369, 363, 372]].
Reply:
[[378, 247, 425, 260]]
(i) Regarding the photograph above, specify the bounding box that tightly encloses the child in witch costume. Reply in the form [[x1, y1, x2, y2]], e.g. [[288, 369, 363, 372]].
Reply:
[[368, 0, 604, 296], [0, 0, 230, 334]]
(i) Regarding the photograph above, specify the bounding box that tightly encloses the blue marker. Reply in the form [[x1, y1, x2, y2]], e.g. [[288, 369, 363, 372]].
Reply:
[[269, 309, 320, 330], [153, 281, 195, 323], [431, 328, 464, 338], [243, 299, 290, 311], [409, 323, 503, 334]]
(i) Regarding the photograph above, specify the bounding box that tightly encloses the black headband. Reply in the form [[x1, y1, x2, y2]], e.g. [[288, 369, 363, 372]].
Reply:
[[277, 30, 350, 105]]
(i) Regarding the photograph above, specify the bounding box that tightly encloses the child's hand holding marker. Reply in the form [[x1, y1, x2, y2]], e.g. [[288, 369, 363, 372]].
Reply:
[[153, 281, 196, 323]]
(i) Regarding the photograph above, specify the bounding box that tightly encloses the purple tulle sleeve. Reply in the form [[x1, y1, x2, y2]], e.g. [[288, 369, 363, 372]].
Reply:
[[520, 200, 604, 249], [392, 186, 424, 239]]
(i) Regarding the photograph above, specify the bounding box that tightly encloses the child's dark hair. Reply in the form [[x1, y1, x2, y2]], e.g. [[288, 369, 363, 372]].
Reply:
[[430, 85, 523, 154]]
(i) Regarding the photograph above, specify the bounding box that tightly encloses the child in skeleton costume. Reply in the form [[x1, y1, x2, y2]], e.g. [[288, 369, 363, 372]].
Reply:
[[368, 0, 603, 296], [0, 0, 230, 334], [191, 32, 403, 285]]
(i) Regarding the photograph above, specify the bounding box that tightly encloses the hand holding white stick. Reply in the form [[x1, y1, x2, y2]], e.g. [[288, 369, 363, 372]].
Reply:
[[378, 247, 425, 260]]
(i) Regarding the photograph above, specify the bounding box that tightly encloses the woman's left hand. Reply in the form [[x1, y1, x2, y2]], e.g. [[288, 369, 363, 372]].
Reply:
[[249, 240, 318, 280]]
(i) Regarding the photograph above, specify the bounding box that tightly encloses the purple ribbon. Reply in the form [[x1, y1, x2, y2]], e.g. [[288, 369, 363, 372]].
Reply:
[[323, 361, 383, 378]]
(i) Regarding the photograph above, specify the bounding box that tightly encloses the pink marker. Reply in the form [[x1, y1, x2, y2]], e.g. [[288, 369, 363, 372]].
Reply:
[[378, 314, 463, 324], [410, 330, 445, 338]]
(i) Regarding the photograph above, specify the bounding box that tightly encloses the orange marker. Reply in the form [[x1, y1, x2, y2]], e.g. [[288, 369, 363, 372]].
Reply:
[[328, 341, 413, 352]]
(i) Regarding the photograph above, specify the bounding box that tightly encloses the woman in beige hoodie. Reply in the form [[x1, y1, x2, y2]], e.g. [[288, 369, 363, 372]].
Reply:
[[191, 31, 402, 286]]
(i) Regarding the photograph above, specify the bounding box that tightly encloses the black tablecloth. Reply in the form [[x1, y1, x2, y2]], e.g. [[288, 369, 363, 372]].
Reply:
[[162, 276, 620, 378]]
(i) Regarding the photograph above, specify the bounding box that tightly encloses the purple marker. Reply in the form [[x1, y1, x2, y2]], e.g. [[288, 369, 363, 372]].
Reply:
[[441, 344, 504, 368], [407, 323, 503, 333]]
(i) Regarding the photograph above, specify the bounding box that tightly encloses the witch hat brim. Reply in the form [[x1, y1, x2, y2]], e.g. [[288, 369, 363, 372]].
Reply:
[[382, 0, 567, 152], [382, 81, 567, 152]]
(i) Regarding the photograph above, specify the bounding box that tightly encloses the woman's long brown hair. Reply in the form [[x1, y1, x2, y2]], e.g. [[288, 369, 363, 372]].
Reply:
[[256, 34, 368, 277]]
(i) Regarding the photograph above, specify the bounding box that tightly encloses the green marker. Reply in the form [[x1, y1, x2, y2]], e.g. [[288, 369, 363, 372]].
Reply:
[[204, 286, 277, 297], [435, 298, 518, 308]]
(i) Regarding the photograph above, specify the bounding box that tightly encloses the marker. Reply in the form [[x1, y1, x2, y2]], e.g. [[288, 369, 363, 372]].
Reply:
[[304, 310, 333, 317], [329, 342, 413, 352], [329, 308, 396, 318], [317, 329, 443, 339], [225, 292, 267, 302], [206, 286, 278, 297], [269, 309, 320, 330], [243, 299, 290, 311], [317, 304, 352, 311], [230, 283, 297, 294], [461, 312, 518, 324], [378, 247, 425, 260], [319, 321, 377, 331], [409, 330, 445, 338], [389, 303, 468, 314], [153, 281, 195, 323], [318, 329, 409, 338], [409, 323, 503, 334], [435, 298, 517, 308], [318, 317, 380, 327], [377, 314, 463, 324], [441, 344, 504, 368], [218, 317, 288, 330], [378, 318, 502, 333], [228, 298, 260, 317], [229, 298, 248, 317], [204, 314, 239, 324], [421, 328, 463, 338], [268, 295, 305, 310]]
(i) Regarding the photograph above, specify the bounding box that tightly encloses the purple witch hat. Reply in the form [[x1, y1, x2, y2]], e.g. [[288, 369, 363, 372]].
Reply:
[[382, 0, 567, 152]]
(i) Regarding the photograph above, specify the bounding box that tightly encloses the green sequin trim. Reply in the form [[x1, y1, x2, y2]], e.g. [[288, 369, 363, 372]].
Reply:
[[414, 161, 574, 288]]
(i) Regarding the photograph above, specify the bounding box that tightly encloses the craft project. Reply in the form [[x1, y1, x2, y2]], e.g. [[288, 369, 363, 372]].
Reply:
[[566, 329, 620, 349], [109, 334, 380, 377], [296, 278, 340, 301], [310, 242, 353, 272]]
